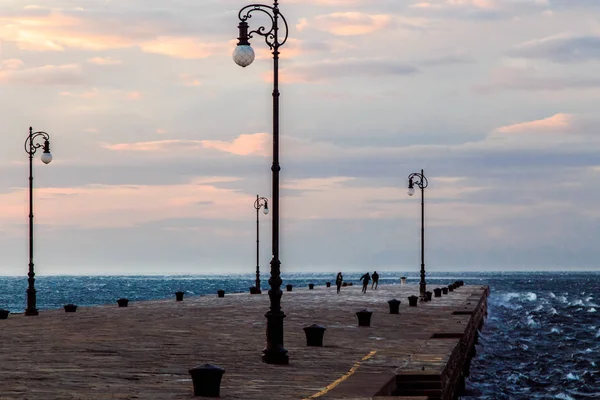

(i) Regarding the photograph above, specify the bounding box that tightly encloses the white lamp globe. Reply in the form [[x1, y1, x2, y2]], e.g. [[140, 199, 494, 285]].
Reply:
[[408, 187, 415, 196], [233, 45, 255, 67], [41, 151, 52, 164], [263, 206, 269, 215]]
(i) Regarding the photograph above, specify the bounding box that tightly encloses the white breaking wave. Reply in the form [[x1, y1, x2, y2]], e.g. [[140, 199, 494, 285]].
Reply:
[[526, 292, 537, 301]]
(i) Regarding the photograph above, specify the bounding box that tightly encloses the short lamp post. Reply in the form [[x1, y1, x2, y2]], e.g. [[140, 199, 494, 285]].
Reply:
[[408, 169, 428, 302], [254, 195, 269, 294], [233, 1, 290, 364], [24, 127, 52, 316]]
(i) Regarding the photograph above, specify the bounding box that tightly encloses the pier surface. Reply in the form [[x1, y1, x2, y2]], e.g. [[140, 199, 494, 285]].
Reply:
[[0, 283, 488, 400]]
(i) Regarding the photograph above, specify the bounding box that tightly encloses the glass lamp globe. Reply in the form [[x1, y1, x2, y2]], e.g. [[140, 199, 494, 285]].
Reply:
[[41, 151, 52, 164], [263, 206, 269, 215], [233, 45, 255, 67], [408, 187, 415, 196]]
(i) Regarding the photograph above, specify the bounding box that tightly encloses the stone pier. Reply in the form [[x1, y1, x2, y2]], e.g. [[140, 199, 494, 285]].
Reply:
[[0, 283, 488, 399]]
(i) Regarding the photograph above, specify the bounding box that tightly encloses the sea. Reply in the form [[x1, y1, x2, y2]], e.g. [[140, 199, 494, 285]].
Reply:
[[0, 271, 598, 399]]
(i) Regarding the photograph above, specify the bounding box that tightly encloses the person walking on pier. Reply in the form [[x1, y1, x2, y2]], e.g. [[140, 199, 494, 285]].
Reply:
[[371, 271, 379, 289], [360, 272, 371, 293], [335, 272, 343, 294]]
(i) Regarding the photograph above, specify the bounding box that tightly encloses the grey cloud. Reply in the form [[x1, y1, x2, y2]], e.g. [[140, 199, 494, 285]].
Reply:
[[0, 64, 84, 85], [287, 59, 418, 82], [419, 54, 475, 66], [474, 71, 600, 93], [510, 35, 600, 63]]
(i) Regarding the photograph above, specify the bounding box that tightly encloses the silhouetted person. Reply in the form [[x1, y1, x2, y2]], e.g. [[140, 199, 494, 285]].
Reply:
[[335, 272, 343, 294], [371, 271, 379, 289], [360, 272, 371, 293]]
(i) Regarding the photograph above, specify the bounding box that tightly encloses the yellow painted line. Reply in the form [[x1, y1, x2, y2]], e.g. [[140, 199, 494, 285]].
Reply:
[[302, 350, 377, 400]]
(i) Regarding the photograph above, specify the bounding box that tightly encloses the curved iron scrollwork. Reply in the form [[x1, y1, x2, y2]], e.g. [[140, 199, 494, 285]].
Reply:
[[238, 3, 289, 50], [25, 130, 50, 156], [408, 172, 428, 190], [254, 196, 269, 210]]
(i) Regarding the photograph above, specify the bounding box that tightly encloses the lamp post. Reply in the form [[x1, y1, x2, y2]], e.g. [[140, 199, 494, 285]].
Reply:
[[24, 127, 53, 316], [233, 1, 289, 364], [253, 195, 269, 294], [408, 169, 428, 302]]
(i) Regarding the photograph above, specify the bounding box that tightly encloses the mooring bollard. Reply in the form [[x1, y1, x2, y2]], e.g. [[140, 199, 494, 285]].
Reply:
[[303, 324, 326, 346], [326, 281, 331, 288], [401, 276, 407, 285], [308, 283, 314, 290], [189, 363, 225, 397], [342, 282, 348, 287], [286, 284, 293, 292], [356, 309, 373, 327], [63, 304, 78, 313], [425, 291, 433, 302], [117, 298, 129, 307], [387, 299, 401, 314], [217, 290, 225, 298], [442, 287, 449, 295], [408, 295, 419, 307], [434, 288, 442, 297], [175, 291, 185, 301], [0, 309, 10, 319], [249, 286, 257, 294], [448, 285, 454, 292]]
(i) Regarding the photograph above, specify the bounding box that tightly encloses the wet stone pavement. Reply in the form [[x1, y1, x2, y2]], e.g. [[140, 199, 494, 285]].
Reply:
[[0, 283, 487, 400]]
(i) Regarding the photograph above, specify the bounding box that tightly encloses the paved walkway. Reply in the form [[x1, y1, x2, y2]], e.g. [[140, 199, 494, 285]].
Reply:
[[0, 283, 487, 399]]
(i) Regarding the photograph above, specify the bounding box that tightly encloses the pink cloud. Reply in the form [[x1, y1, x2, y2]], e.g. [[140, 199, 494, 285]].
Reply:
[[0, 59, 25, 70], [126, 91, 143, 100], [496, 113, 573, 133], [201, 133, 270, 156], [313, 12, 393, 35], [0, 11, 222, 59], [179, 73, 202, 87], [87, 57, 122, 65], [0, 63, 83, 85], [60, 88, 99, 98], [103, 133, 271, 157]]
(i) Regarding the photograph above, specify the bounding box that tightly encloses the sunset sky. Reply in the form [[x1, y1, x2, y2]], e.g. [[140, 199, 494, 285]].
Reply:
[[1, 0, 599, 275]]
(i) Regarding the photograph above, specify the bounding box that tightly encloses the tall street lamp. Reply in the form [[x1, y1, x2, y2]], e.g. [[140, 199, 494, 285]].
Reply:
[[408, 169, 428, 302], [233, 0, 290, 365], [24, 127, 53, 316], [253, 195, 269, 294]]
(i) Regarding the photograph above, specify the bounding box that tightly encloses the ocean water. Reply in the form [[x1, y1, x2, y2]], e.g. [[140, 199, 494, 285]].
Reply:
[[1, 271, 598, 399]]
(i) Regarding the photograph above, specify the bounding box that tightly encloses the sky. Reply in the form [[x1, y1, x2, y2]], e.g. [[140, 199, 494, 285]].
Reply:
[[1, 0, 599, 275]]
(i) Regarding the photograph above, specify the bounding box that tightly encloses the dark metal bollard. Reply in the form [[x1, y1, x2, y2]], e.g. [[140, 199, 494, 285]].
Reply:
[[64, 304, 78, 312], [217, 290, 225, 298], [448, 285, 454, 292], [303, 324, 326, 346], [425, 291, 433, 302], [348, 282, 353, 286], [442, 287, 448, 295], [308, 283, 314, 290], [387, 299, 401, 314], [0, 309, 10, 319], [176, 291, 185, 301], [249, 286, 257, 294], [189, 364, 225, 397], [408, 295, 419, 307], [117, 298, 129, 307], [342, 282, 348, 287], [356, 309, 373, 327], [326, 282, 331, 288], [434, 288, 442, 297], [286, 284, 293, 292]]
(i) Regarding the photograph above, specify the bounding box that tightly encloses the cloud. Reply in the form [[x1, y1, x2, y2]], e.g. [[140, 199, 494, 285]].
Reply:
[[139, 37, 222, 59], [0, 10, 223, 59], [0, 59, 24, 70], [0, 63, 83, 85], [201, 133, 270, 156], [179, 73, 202, 87], [271, 59, 418, 83], [103, 133, 270, 156], [60, 88, 99, 98], [474, 67, 600, 92], [510, 34, 600, 63], [312, 12, 393, 35], [87, 57, 123, 65], [496, 113, 573, 133]]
